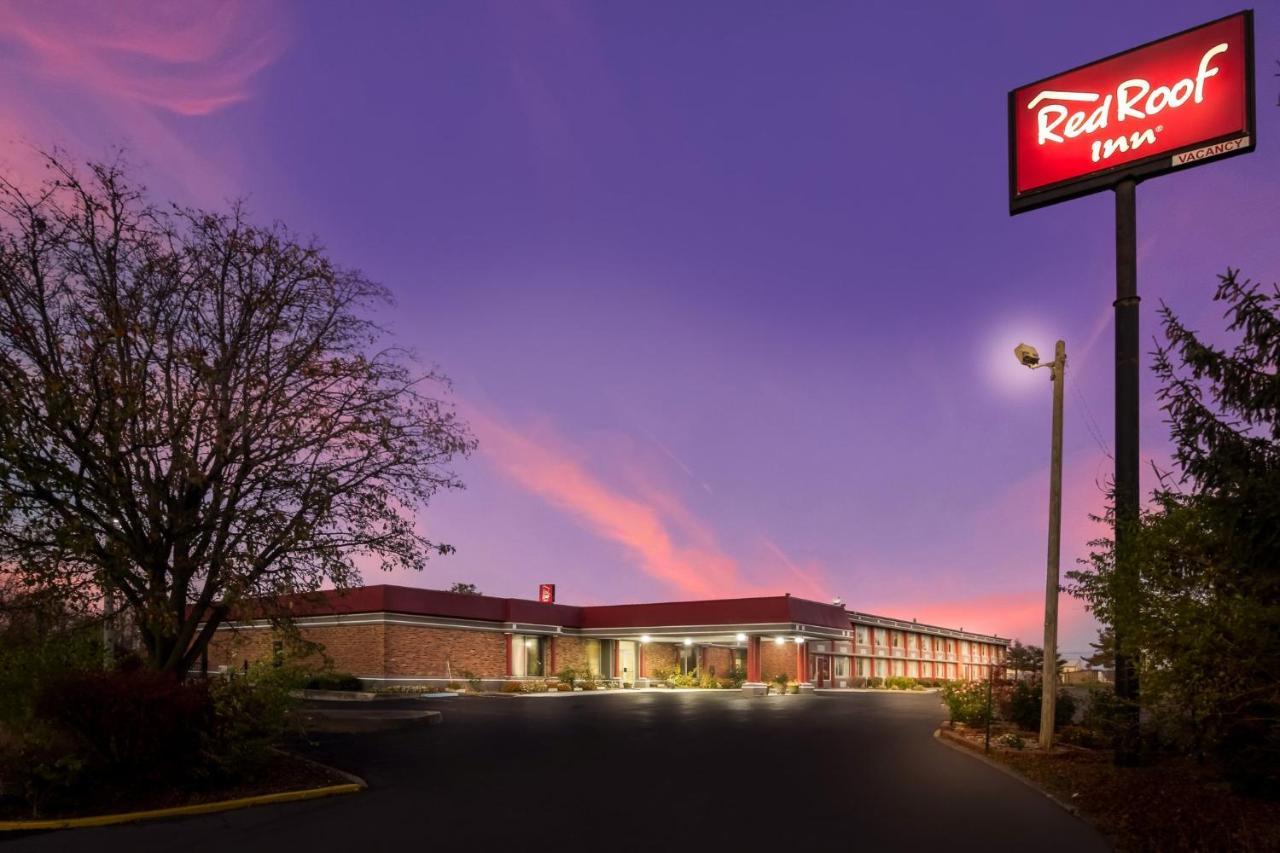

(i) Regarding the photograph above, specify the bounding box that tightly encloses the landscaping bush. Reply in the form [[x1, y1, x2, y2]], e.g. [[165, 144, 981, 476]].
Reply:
[[501, 681, 524, 693], [0, 623, 103, 726], [33, 667, 212, 785], [0, 722, 85, 818], [886, 676, 918, 691], [772, 673, 789, 694], [204, 663, 301, 779], [555, 667, 578, 687], [1005, 680, 1078, 732], [941, 681, 990, 726], [1058, 725, 1101, 748], [667, 670, 697, 688], [302, 672, 363, 692], [997, 732, 1026, 750], [867, 676, 884, 689], [725, 667, 747, 688]]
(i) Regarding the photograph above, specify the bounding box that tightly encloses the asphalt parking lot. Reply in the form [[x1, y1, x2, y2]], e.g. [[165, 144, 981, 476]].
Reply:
[[3, 690, 1109, 852]]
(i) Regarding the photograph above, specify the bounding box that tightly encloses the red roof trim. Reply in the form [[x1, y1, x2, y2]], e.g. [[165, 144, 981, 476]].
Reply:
[[227, 585, 850, 631]]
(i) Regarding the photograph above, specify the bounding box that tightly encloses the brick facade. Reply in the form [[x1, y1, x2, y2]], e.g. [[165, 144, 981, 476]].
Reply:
[[385, 625, 505, 679], [760, 640, 797, 682], [203, 587, 1008, 687]]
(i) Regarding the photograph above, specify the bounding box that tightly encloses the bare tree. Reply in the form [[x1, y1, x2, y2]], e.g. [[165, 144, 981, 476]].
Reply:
[[0, 153, 475, 676]]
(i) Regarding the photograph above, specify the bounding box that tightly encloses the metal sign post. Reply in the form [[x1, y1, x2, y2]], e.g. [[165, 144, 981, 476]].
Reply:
[[1113, 180, 1141, 764]]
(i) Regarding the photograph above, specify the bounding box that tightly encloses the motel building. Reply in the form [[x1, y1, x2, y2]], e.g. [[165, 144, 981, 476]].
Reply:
[[207, 585, 1008, 692]]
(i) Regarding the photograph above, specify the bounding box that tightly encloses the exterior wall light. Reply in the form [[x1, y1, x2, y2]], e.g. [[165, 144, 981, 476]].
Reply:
[[640, 634, 651, 644], [774, 636, 785, 646], [683, 638, 693, 646], [735, 633, 747, 643], [794, 637, 806, 644]]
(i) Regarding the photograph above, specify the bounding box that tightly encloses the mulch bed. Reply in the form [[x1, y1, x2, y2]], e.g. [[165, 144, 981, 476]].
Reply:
[[943, 724, 1280, 852], [0, 750, 352, 823]]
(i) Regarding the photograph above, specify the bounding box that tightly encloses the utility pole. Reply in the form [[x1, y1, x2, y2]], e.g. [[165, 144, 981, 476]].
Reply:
[[1040, 340, 1066, 751]]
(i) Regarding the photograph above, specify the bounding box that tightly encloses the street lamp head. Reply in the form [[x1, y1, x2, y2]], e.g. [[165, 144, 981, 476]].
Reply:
[[1014, 343, 1040, 368]]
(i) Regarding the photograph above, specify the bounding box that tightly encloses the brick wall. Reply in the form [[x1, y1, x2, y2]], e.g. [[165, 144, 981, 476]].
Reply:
[[760, 641, 797, 682], [206, 623, 388, 676], [384, 625, 506, 678], [206, 622, 513, 679], [642, 642, 678, 678], [700, 646, 732, 677], [554, 636, 590, 674]]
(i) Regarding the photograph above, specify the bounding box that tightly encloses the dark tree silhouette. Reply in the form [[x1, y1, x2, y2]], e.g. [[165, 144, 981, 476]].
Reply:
[[0, 154, 475, 676]]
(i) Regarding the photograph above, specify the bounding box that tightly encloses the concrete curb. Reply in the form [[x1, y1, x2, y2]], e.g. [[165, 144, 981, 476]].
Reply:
[[291, 689, 377, 702], [0, 781, 363, 832], [932, 727, 1109, 841]]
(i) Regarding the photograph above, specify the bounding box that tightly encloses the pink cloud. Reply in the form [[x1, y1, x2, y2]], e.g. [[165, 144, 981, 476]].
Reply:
[[0, 1, 283, 116], [0, 1, 286, 198], [465, 405, 833, 602]]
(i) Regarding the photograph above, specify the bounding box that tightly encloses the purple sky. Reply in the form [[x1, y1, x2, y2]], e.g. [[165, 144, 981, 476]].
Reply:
[[1, 1, 1276, 659]]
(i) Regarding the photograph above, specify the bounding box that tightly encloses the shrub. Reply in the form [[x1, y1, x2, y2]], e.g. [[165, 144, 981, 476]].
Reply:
[[555, 667, 578, 687], [556, 683, 573, 692], [0, 723, 85, 818], [459, 669, 484, 693], [941, 681, 990, 726], [1006, 681, 1077, 732], [34, 668, 212, 785], [886, 676, 918, 691], [501, 681, 524, 693], [303, 672, 363, 692], [867, 676, 885, 689], [668, 670, 697, 688], [204, 663, 299, 778], [0, 625, 104, 727], [772, 673, 789, 693], [725, 667, 747, 688], [998, 732, 1026, 750], [1058, 725, 1101, 748]]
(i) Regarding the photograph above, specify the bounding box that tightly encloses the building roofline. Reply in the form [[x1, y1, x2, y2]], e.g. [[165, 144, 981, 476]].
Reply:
[[220, 584, 1002, 641], [846, 609, 1011, 644]]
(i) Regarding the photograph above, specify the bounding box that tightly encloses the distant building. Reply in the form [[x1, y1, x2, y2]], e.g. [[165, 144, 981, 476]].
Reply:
[[206, 585, 1009, 691]]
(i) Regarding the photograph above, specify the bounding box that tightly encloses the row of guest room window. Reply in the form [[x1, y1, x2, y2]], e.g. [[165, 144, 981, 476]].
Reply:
[[853, 627, 1002, 660]]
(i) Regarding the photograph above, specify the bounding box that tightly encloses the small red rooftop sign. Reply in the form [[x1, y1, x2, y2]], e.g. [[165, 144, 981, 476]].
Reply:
[[538, 583, 555, 604], [1009, 11, 1254, 213]]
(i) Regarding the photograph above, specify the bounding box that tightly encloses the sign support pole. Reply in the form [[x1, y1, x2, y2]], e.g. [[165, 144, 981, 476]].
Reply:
[[1113, 178, 1141, 766]]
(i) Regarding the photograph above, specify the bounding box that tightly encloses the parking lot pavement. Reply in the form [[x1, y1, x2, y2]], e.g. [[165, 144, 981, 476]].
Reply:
[[4, 690, 1110, 853]]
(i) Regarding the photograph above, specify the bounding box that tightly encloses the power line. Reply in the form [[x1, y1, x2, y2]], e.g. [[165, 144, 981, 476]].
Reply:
[[1067, 362, 1112, 460]]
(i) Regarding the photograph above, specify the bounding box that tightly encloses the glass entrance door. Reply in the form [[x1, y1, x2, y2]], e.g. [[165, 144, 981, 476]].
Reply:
[[618, 641, 637, 686]]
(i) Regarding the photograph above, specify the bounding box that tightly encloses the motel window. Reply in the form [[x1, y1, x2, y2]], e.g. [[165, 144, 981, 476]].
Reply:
[[584, 639, 601, 676], [891, 632, 900, 647], [510, 635, 547, 677], [679, 644, 697, 675], [583, 639, 616, 677], [856, 627, 868, 645], [834, 656, 849, 678], [875, 659, 886, 677], [732, 648, 746, 673], [875, 629, 887, 646]]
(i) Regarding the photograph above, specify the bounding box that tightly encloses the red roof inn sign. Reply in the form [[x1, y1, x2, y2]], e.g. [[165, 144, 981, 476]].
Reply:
[[1006, 11, 1255, 762], [1009, 11, 1254, 213]]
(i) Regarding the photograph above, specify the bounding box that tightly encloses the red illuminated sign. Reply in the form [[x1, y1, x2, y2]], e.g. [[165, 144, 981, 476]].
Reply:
[[538, 584, 555, 604], [1010, 11, 1254, 213]]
